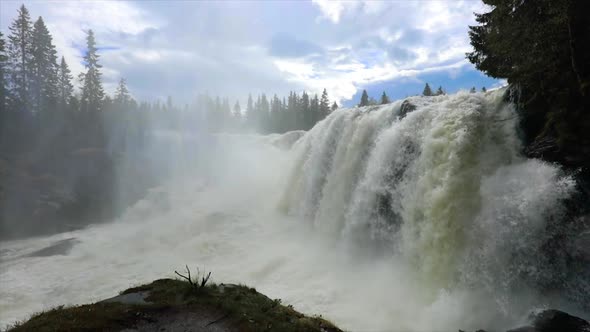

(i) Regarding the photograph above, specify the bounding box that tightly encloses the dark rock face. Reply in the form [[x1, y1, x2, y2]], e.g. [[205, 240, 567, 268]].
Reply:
[[505, 84, 590, 312], [507, 310, 590, 332], [399, 100, 417, 119]]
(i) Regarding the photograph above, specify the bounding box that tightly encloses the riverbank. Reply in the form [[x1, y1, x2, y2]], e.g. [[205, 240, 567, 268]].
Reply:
[[7, 278, 342, 332]]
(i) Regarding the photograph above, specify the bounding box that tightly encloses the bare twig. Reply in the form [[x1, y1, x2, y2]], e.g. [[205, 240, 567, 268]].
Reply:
[[174, 265, 212, 290], [174, 265, 195, 286], [200, 271, 211, 288]]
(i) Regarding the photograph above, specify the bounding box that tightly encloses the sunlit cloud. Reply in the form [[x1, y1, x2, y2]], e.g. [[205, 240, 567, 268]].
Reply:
[[0, 0, 496, 104]]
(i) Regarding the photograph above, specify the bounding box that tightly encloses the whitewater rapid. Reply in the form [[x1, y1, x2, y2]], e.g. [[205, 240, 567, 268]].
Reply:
[[0, 90, 585, 331]]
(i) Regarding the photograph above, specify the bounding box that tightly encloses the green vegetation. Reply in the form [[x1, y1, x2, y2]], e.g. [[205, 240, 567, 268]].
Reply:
[[467, 0, 590, 166], [8, 278, 342, 332]]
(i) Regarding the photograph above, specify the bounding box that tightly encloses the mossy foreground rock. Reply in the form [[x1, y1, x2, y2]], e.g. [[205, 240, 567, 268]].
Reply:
[[9, 279, 342, 332]]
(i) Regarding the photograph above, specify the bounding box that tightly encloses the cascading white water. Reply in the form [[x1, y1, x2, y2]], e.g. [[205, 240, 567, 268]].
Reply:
[[281, 89, 579, 307], [0, 89, 584, 332]]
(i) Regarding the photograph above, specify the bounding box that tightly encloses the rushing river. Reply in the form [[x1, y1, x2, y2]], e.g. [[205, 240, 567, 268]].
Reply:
[[1, 90, 586, 331]]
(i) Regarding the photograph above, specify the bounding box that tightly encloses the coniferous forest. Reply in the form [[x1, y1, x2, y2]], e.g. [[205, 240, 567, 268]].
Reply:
[[0, 5, 345, 239]]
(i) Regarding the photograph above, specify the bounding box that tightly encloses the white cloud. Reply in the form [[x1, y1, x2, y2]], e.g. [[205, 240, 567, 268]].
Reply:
[[0, 0, 493, 105]]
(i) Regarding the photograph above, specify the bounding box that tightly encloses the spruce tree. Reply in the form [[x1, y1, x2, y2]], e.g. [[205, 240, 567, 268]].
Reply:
[[380, 91, 389, 104], [310, 94, 319, 126], [31, 16, 58, 113], [481, 87, 487, 92], [319, 88, 330, 119], [8, 4, 33, 111], [331, 101, 338, 111], [359, 89, 369, 106], [422, 83, 432, 96], [470, 86, 477, 93], [57, 56, 73, 108], [114, 78, 132, 107], [79, 29, 104, 113], [246, 93, 254, 127], [436, 86, 444, 95], [0, 32, 9, 110]]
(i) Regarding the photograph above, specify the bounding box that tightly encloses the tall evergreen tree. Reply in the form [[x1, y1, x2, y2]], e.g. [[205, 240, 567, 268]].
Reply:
[[7, 4, 34, 111], [359, 89, 369, 106], [246, 93, 254, 127], [380, 91, 389, 104], [331, 101, 338, 111], [79, 29, 104, 113], [319, 88, 330, 119], [57, 56, 73, 108], [481, 87, 487, 93], [0, 32, 9, 111], [114, 78, 132, 107], [435, 86, 444, 95], [309, 93, 319, 126], [31, 16, 58, 113], [233, 101, 241, 119], [469, 86, 477, 93], [422, 83, 433, 96]]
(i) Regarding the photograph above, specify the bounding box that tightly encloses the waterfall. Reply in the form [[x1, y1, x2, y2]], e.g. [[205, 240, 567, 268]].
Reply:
[[281, 89, 580, 303]]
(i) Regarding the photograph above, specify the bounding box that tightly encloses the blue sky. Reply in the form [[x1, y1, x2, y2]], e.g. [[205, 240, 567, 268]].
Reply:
[[0, 0, 503, 106]]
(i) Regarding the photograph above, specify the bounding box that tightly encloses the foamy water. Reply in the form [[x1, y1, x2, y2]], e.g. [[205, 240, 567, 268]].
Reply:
[[1, 90, 585, 331]]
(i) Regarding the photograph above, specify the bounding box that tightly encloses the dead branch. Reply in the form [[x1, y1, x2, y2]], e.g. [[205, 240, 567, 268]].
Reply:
[[174, 265, 195, 286], [174, 265, 211, 289]]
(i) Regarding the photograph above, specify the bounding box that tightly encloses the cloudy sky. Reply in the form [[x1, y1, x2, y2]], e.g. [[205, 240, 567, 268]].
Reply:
[[1, 0, 501, 107]]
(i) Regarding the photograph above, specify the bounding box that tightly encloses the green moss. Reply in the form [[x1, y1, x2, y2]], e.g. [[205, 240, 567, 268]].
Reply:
[[9, 278, 342, 332], [8, 302, 169, 332]]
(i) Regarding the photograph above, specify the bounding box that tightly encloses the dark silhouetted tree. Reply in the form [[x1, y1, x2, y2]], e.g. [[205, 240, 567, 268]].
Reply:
[[57, 56, 73, 108], [30, 16, 58, 113], [422, 83, 433, 96], [79, 29, 104, 113], [319, 88, 330, 119], [7, 4, 33, 111], [359, 89, 369, 106], [0, 32, 9, 110], [380, 91, 389, 104]]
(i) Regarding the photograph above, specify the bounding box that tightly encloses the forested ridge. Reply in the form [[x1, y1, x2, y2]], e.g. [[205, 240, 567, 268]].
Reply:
[[0, 5, 345, 239]]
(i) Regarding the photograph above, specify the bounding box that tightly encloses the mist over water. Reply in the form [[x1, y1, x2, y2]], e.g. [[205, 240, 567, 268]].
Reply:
[[0, 91, 584, 331]]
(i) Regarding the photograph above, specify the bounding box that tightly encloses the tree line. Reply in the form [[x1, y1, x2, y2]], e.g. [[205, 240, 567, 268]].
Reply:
[[0, 4, 345, 238], [0, 5, 342, 152], [356, 83, 487, 107]]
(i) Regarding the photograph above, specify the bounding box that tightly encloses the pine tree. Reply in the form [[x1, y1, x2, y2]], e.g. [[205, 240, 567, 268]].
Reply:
[[310, 93, 319, 126], [331, 101, 338, 111], [435, 86, 444, 95], [301, 91, 310, 129], [481, 87, 487, 92], [57, 56, 73, 108], [79, 29, 104, 113], [319, 88, 330, 119], [470, 86, 477, 93], [31, 16, 58, 113], [246, 93, 254, 127], [114, 78, 132, 108], [259, 93, 269, 132], [380, 91, 389, 104], [0, 32, 9, 110], [359, 89, 369, 106], [422, 83, 433, 96], [7, 4, 34, 111]]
